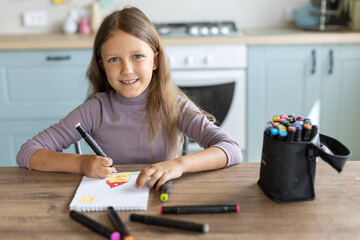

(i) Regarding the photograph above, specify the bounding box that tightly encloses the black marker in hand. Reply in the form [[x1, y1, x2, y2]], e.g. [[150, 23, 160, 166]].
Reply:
[[75, 122, 112, 167]]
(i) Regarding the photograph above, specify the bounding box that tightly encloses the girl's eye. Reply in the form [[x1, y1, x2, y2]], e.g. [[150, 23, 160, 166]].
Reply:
[[133, 55, 143, 60], [109, 57, 119, 62]]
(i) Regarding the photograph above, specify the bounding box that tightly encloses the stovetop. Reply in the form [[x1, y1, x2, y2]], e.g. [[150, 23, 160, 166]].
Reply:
[[153, 21, 242, 38]]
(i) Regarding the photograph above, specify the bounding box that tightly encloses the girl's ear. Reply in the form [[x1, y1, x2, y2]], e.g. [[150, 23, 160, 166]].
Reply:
[[153, 51, 159, 70], [98, 59, 104, 70]]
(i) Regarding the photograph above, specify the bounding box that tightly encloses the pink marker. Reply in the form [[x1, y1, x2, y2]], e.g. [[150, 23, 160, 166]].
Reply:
[[69, 210, 120, 240]]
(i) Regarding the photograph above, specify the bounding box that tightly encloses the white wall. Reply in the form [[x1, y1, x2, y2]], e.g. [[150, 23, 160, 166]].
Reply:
[[0, 0, 308, 35]]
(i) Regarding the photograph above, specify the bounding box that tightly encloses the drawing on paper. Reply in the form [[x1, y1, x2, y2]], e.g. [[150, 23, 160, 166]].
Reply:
[[78, 196, 94, 203], [70, 171, 149, 212], [106, 173, 131, 188]]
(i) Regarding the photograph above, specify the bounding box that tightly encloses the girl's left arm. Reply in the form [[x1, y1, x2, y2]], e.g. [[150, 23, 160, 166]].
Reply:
[[135, 146, 227, 190], [136, 97, 241, 190]]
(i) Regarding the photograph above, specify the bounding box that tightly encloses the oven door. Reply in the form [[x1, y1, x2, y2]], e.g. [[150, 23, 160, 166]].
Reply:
[[171, 70, 246, 153]]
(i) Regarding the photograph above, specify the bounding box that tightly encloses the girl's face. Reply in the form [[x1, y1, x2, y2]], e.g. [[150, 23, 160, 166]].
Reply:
[[99, 30, 158, 98]]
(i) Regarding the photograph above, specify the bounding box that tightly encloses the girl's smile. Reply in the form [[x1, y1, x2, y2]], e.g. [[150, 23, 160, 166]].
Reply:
[[99, 30, 158, 98]]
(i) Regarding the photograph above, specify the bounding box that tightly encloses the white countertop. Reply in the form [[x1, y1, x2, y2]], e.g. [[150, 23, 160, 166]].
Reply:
[[1, 30, 360, 50]]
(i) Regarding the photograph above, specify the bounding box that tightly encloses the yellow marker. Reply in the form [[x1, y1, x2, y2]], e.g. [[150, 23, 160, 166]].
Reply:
[[273, 115, 280, 122], [53, 0, 63, 4], [278, 125, 286, 131], [160, 180, 172, 202]]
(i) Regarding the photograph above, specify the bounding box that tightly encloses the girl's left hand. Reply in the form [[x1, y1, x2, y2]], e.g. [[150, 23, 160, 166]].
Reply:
[[135, 159, 184, 190]]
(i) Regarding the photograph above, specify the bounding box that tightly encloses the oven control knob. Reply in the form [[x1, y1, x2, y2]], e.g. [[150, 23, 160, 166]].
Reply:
[[203, 55, 213, 65], [210, 26, 220, 35], [189, 26, 200, 36], [220, 25, 230, 35], [185, 56, 194, 65], [200, 26, 210, 36]]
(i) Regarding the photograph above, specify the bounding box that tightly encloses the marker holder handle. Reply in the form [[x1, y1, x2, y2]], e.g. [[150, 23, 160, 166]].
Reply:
[[258, 132, 351, 202]]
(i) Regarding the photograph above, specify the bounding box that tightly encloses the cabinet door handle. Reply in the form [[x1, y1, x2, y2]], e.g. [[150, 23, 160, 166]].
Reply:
[[328, 50, 333, 75], [46, 55, 71, 61], [311, 50, 316, 74]]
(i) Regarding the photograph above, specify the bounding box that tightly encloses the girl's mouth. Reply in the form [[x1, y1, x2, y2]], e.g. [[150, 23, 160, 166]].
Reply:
[[120, 79, 139, 85]]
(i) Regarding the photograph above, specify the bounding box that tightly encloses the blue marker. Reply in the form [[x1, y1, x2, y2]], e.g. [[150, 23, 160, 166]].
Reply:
[[270, 128, 279, 139], [294, 124, 303, 141], [278, 129, 288, 141]]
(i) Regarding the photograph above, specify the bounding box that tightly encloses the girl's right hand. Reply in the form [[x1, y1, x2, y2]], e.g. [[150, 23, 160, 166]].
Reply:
[[80, 154, 117, 178]]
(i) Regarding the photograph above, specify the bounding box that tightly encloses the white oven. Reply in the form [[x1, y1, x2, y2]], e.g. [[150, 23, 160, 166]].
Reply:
[[165, 45, 247, 154]]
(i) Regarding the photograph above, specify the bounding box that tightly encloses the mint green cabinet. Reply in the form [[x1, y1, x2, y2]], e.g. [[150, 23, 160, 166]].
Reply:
[[320, 45, 360, 161], [0, 49, 92, 166], [247, 44, 360, 162]]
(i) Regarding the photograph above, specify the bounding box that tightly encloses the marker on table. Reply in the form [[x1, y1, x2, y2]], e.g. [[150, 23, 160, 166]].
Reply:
[[129, 214, 209, 233], [69, 210, 120, 240], [107, 207, 133, 240], [159, 204, 240, 214], [160, 180, 172, 202]]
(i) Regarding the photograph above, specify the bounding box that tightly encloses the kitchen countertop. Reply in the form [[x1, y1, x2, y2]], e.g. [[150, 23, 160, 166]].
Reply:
[[1, 30, 360, 50]]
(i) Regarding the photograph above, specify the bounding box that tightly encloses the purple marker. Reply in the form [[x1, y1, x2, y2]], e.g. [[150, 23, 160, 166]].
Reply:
[[296, 116, 304, 122]]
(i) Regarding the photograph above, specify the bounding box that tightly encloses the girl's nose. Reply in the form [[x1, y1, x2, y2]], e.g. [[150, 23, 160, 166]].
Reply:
[[121, 61, 133, 75]]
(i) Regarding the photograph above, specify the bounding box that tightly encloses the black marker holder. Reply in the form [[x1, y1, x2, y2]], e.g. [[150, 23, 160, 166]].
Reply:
[[258, 132, 351, 202]]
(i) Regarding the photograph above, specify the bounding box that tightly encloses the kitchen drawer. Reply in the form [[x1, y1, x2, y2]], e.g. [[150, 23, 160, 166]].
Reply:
[[0, 49, 92, 118], [0, 49, 92, 65]]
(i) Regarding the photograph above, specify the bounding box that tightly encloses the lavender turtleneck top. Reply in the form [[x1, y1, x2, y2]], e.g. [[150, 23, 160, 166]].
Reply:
[[16, 89, 242, 169]]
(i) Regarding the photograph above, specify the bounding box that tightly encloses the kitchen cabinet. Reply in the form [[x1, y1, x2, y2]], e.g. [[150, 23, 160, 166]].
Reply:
[[320, 45, 360, 161], [0, 49, 92, 166], [247, 44, 360, 162]]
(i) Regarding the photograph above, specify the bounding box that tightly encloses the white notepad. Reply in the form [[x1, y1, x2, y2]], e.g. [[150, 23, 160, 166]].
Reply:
[[69, 171, 150, 212]]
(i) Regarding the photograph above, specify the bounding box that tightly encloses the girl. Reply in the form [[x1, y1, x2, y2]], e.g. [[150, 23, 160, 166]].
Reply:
[[16, 7, 242, 190]]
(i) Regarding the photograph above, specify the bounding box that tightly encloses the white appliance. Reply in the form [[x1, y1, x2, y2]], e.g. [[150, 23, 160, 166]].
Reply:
[[165, 44, 247, 154]]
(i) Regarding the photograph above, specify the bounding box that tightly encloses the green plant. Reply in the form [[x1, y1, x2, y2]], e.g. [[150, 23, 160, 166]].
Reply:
[[331, 0, 360, 20]]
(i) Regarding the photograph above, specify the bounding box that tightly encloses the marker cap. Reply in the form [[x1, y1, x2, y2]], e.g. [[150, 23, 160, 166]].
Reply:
[[111, 232, 121, 240], [203, 224, 210, 233], [123, 236, 134, 240], [160, 193, 168, 202]]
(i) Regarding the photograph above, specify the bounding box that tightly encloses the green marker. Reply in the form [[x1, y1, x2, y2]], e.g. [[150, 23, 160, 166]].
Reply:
[[160, 180, 172, 202]]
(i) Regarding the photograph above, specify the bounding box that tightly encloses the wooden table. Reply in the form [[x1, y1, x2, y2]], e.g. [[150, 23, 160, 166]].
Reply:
[[1, 162, 359, 240]]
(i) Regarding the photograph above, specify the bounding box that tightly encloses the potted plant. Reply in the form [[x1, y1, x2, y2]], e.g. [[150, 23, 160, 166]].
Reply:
[[330, 0, 360, 29]]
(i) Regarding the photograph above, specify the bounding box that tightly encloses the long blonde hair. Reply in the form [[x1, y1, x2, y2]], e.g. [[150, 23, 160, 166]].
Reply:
[[87, 7, 214, 159]]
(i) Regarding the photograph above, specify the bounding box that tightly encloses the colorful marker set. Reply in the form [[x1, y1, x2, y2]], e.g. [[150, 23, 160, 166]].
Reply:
[[264, 114, 318, 142]]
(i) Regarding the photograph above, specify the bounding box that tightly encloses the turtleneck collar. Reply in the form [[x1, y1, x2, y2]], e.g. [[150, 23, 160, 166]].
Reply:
[[112, 87, 149, 105]]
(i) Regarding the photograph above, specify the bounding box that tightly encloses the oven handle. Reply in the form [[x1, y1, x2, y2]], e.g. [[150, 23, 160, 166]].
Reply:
[[172, 70, 245, 87]]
